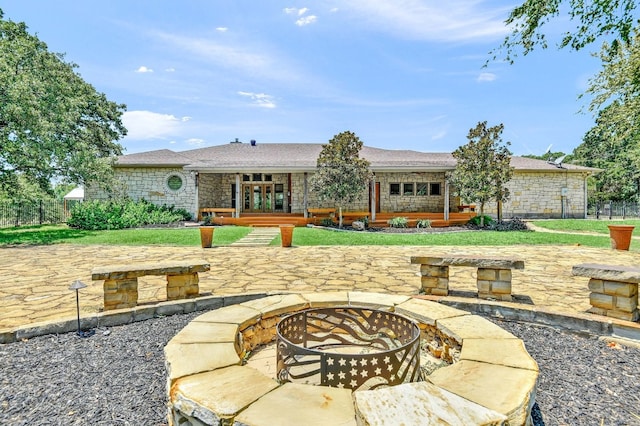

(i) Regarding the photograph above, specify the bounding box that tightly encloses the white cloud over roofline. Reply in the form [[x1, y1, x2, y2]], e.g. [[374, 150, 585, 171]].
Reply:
[[122, 111, 191, 140]]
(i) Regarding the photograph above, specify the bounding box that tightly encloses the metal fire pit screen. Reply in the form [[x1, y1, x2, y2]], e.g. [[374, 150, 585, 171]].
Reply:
[[276, 307, 420, 391]]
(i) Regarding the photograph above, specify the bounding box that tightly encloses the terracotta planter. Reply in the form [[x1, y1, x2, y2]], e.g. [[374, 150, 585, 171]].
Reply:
[[199, 226, 215, 248], [608, 225, 634, 251], [279, 224, 295, 247]]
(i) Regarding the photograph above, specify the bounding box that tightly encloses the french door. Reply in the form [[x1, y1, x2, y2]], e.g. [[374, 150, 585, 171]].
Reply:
[[243, 184, 273, 212]]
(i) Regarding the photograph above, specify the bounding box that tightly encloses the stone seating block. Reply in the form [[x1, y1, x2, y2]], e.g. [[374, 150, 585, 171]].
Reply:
[[411, 256, 523, 300], [573, 263, 640, 322], [92, 260, 210, 311]]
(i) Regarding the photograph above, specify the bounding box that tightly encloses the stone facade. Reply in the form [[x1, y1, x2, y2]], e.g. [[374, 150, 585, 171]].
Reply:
[[88, 167, 588, 219], [86, 167, 197, 215], [479, 171, 589, 219]]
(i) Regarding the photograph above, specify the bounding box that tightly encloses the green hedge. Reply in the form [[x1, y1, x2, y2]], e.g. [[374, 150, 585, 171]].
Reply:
[[67, 199, 191, 230]]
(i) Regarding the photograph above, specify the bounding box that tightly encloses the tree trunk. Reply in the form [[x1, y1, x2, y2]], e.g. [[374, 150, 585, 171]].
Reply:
[[479, 202, 486, 227], [338, 206, 343, 228]]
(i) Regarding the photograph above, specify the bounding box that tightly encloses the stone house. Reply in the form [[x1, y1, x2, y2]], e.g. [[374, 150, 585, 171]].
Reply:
[[86, 140, 597, 221]]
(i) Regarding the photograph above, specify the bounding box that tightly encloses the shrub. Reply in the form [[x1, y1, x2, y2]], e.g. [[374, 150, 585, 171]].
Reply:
[[320, 218, 335, 227], [467, 215, 495, 228], [487, 217, 530, 231], [67, 199, 190, 230], [416, 219, 431, 229], [387, 216, 408, 228]]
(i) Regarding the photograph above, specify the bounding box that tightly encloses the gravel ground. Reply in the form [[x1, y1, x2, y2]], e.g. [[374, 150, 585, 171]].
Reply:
[[1, 312, 639, 426]]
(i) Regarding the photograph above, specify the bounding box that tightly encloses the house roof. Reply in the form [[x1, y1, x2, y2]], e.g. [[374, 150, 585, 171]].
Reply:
[[63, 186, 84, 200], [115, 142, 598, 174]]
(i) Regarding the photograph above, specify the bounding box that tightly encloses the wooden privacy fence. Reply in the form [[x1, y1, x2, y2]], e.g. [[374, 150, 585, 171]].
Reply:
[[0, 199, 71, 228]]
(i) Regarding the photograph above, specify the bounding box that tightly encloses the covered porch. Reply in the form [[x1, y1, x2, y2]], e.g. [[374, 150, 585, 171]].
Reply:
[[199, 211, 477, 228], [194, 169, 466, 226]]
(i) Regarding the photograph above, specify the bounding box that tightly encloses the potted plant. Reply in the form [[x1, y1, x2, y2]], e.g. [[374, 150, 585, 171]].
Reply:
[[279, 224, 295, 247], [199, 215, 215, 248], [608, 224, 634, 251]]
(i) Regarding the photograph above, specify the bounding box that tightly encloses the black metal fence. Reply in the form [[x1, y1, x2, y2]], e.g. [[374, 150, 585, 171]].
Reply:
[[0, 199, 73, 228], [588, 201, 640, 219]]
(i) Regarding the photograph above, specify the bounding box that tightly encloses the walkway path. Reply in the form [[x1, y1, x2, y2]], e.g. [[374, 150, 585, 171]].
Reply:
[[230, 227, 279, 247], [1, 242, 639, 333]]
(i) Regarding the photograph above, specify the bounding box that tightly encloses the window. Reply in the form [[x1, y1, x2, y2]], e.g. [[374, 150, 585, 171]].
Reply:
[[243, 174, 250, 182], [231, 184, 236, 208], [253, 173, 262, 181], [416, 183, 428, 196], [166, 174, 183, 191], [275, 184, 284, 210], [403, 183, 414, 196], [390, 183, 400, 195], [430, 182, 441, 196], [264, 174, 272, 182]]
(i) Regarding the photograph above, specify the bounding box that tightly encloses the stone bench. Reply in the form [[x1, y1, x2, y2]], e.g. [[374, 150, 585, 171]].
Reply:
[[572, 263, 640, 322], [410, 256, 525, 302], [92, 260, 210, 311]]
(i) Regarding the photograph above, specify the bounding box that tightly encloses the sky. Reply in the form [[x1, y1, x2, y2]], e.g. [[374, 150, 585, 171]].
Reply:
[[3, 1, 603, 156]]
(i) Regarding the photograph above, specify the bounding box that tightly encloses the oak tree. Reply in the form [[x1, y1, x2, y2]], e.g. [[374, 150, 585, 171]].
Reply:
[[494, 0, 638, 63], [0, 10, 126, 199]]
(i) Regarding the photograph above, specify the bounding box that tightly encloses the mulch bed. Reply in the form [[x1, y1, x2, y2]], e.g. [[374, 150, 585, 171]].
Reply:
[[1, 313, 639, 425]]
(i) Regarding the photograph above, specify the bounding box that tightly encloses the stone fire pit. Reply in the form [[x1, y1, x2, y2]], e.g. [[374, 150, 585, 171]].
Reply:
[[164, 292, 539, 425], [276, 307, 421, 390]]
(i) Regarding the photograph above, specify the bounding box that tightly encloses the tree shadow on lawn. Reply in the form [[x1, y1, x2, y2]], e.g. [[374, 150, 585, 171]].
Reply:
[[0, 225, 94, 246]]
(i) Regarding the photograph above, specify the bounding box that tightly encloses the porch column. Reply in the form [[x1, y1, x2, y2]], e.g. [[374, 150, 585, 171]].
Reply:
[[444, 180, 450, 221], [193, 171, 199, 220], [303, 172, 308, 218], [583, 174, 588, 219], [370, 174, 376, 222], [235, 173, 241, 218]]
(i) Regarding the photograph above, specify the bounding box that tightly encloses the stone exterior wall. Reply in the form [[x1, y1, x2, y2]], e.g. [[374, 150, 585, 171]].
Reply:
[[87, 167, 589, 219], [376, 172, 451, 213], [85, 167, 197, 217], [476, 171, 589, 219]]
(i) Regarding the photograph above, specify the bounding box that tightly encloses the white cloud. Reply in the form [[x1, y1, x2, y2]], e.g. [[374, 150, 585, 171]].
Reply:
[[296, 15, 317, 26], [284, 7, 317, 26], [153, 32, 274, 77], [165, 67, 176, 72], [238, 91, 277, 108], [334, 0, 511, 42], [135, 66, 154, 73], [122, 110, 190, 140], [216, 27, 228, 32], [477, 72, 496, 82]]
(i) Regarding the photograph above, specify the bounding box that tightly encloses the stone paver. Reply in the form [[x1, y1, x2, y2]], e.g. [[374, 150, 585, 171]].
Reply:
[[1, 244, 640, 331]]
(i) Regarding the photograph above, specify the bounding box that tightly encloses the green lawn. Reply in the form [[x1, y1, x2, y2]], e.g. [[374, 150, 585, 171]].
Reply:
[[530, 219, 640, 234], [0, 221, 630, 250], [0, 224, 252, 246], [288, 226, 613, 248]]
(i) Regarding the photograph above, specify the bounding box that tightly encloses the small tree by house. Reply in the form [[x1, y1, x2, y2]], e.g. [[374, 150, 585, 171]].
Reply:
[[448, 121, 514, 226], [310, 131, 372, 228]]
